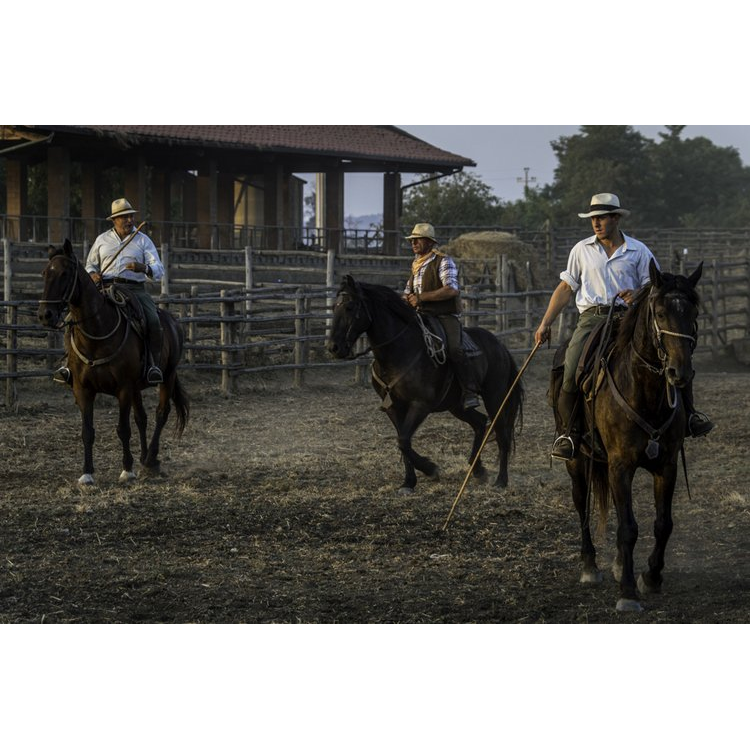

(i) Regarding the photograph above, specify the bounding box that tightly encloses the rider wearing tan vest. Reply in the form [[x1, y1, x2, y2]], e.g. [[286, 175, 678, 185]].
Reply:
[[403, 223, 480, 410]]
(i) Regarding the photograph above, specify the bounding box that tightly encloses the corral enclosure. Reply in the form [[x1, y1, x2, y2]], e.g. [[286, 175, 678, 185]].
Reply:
[[1, 348, 748, 624]]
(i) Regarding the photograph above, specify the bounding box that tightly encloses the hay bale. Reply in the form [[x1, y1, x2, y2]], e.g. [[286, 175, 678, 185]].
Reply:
[[442, 231, 541, 289]]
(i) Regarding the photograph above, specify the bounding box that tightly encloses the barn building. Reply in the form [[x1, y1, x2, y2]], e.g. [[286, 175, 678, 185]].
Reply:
[[0, 125, 475, 253]]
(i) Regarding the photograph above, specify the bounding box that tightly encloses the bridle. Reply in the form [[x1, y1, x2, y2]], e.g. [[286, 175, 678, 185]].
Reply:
[[334, 287, 412, 358], [335, 289, 373, 352], [631, 288, 698, 377], [39, 253, 81, 312], [40, 252, 128, 363]]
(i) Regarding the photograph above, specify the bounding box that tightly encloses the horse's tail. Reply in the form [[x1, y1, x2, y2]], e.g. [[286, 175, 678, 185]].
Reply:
[[171, 373, 190, 437], [590, 462, 610, 543]]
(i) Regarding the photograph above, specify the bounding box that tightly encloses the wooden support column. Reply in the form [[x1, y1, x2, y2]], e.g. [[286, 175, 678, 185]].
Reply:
[[47, 146, 71, 244], [183, 172, 198, 247], [124, 155, 147, 215], [150, 167, 172, 246], [325, 170, 344, 253], [81, 161, 101, 245], [4, 158, 28, 241], [263, 163, 285, 250], [217, 172, 235, 249], [195, 160, 217, 249], [383, 172, 401, 255]]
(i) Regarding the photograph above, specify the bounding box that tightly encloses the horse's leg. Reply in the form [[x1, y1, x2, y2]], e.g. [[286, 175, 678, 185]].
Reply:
[[448, 406, 489, 483], [385, 402, 435, 494], [568, 457, 602, 584], [116, 389, 137, 483], [638, 463, 677, 595], [74, 386, 96, 487], [132, 389, 149, 465], [142, 379, 173, 474], [609, 461, 642, 612]]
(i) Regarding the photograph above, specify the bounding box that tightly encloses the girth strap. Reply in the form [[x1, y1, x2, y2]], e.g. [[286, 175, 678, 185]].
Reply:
[[605, 363, 678, 459]]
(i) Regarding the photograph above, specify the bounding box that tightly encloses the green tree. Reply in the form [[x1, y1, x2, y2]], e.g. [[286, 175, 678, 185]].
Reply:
[[401, 171, 503, 228], [649, 126, 750, 226], [548, 125, 654, 224]]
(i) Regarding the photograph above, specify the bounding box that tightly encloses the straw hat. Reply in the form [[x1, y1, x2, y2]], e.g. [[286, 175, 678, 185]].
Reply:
[[578, 193, 630, 219], [405, 222, 437, 242], [107, 198, 137, 220]]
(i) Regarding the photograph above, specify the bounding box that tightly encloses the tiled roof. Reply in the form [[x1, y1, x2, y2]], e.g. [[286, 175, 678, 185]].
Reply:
[[51, 125, 475, 169]]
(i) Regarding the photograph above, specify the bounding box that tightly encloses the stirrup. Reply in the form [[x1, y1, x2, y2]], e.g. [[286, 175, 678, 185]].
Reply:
[[462, 392, 480, 410], [551, 434, 576, 461], [688, 411, 714, 438], [53, 366, 72, 385], [146, 366, 163, 385]]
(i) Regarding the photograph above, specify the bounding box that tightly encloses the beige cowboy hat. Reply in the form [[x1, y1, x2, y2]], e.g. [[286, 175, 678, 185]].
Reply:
[[578, 192, 630, 219], [405, 222, 438, 242], [107, 198, 137, 220]]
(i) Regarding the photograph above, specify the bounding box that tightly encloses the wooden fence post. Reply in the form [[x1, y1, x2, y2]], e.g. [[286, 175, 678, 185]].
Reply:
[[160, 243, 170, 296], [326, 247, 336, 341], [294, 287, 309, 388], [220, 289, 235, 395], [244, 246, 253, 317], [188, 285, 198, 365], [711, 260, 719, 356], [5, 303, 18, 408]]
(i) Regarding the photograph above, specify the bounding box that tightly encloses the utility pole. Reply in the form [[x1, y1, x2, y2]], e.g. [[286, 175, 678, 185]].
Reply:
[[517, 167, 537, 198]]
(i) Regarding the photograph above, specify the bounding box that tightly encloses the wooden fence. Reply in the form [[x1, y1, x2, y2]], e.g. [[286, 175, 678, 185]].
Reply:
[[3, 252, 748, 407]]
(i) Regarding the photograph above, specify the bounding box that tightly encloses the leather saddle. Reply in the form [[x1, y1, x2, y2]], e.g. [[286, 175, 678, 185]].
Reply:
[[419, 313, 482, 359]]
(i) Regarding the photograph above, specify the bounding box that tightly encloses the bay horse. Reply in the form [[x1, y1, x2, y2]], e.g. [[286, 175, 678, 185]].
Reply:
[[550, 259, 703, 612], [327, 275, 522, 493], [38, 239, 189, 487]]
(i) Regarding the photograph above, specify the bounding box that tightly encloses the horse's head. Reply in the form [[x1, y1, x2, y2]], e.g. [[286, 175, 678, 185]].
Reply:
[[38, 239, 80, 328], [327, 274, 372, 359], [647, 258, 702, 387]]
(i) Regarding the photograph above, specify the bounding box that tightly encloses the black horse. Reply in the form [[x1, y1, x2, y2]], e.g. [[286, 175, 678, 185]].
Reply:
[[38, 239, 189, 487], [327, 275, 522, 493], [550, 259, 703, 612]]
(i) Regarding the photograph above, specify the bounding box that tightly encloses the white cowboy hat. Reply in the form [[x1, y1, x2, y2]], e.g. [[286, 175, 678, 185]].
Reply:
[[578, 192, 630, 219], [405, 222, 437, 242], [107, 198, 137, 220]]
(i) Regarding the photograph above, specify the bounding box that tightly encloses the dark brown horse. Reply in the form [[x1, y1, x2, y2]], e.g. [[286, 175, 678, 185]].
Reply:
[[327, 275, 522, 494], [551, 259, 703, 612], [38, 239, 189, 487]]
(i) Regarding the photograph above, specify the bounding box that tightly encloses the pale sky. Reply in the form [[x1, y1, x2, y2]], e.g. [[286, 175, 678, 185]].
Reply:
[[340, 125, 750, 217]]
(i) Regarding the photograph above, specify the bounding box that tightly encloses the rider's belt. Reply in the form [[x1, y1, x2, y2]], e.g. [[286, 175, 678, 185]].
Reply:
[[110, 278, 144, 286], [584, 304, 626, 315]]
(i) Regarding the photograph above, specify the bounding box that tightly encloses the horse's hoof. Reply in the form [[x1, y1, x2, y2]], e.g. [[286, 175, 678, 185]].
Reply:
[[637, 573, 661, 595], [119, 470, 137, 483], [398, 486, 415, 496], [616, 598, 643, 613], [611, 560, 624, 583], [140, 463, 162, 477], [580, 569, 603, 585], [78, 474, 95, 488], [428, 470, 440, 482]]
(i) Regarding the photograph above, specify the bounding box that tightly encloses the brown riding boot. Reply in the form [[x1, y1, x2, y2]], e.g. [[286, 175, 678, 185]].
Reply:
[[146, 327, 164, 385], [683, 382, 714, 437], [454, 354, 480, 410], [551, 388, 580, 461]]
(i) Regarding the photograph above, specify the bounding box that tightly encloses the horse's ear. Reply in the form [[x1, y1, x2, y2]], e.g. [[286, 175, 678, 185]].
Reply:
[[63, 239, 73, 257], [342, 274, 355, 290], [47, 244, 58, 259], [649, 258, 663, 288], [687, 261, 703, 288]]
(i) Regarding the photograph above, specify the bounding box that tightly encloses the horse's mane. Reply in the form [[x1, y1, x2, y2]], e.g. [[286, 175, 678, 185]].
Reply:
[[359, 281, 417, 324], [614, 271, 700, 351]]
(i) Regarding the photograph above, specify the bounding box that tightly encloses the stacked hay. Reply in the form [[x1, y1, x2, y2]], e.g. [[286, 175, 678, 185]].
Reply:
[[441, 231, 543, 289]]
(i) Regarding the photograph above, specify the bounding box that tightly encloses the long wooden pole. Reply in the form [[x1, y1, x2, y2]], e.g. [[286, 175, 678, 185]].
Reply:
[[442, 340, 542, 532]]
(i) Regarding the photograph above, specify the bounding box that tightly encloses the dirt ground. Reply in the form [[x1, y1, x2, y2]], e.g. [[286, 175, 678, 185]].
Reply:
[[1, 347, 748, 624]]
